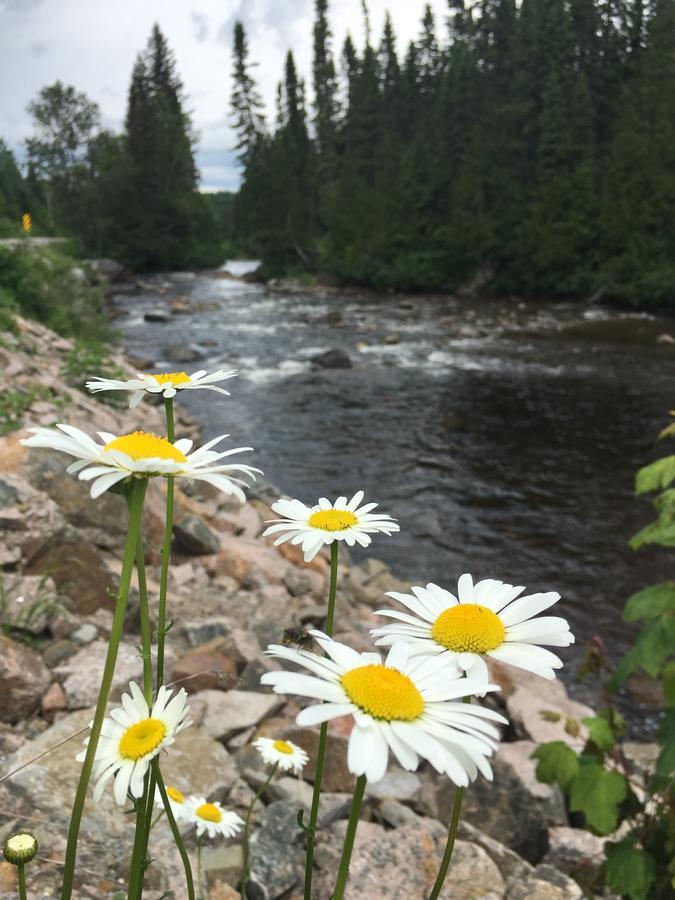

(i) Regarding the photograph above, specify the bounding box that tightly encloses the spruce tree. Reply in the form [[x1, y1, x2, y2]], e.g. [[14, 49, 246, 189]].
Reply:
[[230, 22, 266, 167]]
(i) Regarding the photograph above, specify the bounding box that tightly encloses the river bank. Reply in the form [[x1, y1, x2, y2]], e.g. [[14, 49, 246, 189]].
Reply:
[[0, 310, 658, 898]]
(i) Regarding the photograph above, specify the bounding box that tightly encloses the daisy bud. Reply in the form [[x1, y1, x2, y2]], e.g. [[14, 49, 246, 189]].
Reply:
[[3, 831, 38, 865]]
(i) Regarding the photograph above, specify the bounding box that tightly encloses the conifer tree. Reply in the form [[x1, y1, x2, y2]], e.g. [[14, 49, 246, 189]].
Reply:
[[230, 21, 266, 167]]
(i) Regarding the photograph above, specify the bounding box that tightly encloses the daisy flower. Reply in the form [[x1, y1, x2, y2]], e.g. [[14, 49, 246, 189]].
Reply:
[[261, 631, 506, 785], [371, 574, 575, 682], [184, 797, 244, 840], [253, 737, 309, 774], [155, 785, 189, 822], [86, 368, 238, 408], [262, 491, 399, 562], [77, 681, 190, 806], [21, 425, 260, 500]]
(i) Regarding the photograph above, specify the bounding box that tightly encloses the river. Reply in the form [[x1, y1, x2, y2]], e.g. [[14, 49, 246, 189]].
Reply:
[[113, 263, 675, 733]]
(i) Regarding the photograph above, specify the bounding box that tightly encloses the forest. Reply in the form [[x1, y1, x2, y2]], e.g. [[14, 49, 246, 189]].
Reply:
[[1, 1, 674, 306]]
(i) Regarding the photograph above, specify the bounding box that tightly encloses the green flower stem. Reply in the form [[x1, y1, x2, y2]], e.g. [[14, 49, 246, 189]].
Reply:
[[156, 395, 175, 691], [153, 761, 195, 900], [303, 541, 339, 900], [427, 786, 464, 900], [17, 863, 27, 900], [331, 774, 367, 900], [196, 837, 204, 900], [128, 528, 153, 900], [427, 696, 471, 900], [126, 790, 148, 900], [61, 477, 148, 900], [241, 762, 279, 899]]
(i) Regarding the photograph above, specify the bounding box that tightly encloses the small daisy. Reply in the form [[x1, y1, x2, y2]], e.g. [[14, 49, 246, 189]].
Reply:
[[253, 737, 309, 774], [155, 785, 189, 822], [21, 425, 260, 500], [86, 368, 238, 408], [262, 491, 399, 562], [77, 682, 191, 806], [372, 574, 575, 682], [185, 797, 244, 840], [261, 631, 506, 785]]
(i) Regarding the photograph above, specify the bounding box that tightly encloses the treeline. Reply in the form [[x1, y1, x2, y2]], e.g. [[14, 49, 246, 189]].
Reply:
[[231, 0, 675, 306], [0, 26, 231, 271]]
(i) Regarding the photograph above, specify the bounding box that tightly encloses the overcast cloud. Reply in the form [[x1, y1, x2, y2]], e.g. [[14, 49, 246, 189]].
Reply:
[[0, 0, 447, 192]]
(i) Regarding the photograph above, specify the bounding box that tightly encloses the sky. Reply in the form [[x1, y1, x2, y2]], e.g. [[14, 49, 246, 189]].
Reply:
[[0, 0, 448, 192]]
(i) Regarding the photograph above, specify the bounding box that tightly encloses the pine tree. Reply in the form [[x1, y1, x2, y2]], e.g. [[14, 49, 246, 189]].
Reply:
[[312, 1, 338, 157], [230, 22, 266, 167]]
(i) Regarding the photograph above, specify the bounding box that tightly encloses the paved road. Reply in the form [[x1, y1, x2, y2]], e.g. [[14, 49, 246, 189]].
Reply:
[[0, 237, 66, 247]]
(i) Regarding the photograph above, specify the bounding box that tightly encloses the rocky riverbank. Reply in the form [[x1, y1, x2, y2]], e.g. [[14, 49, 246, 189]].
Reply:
[[0, 315, 654, 899]]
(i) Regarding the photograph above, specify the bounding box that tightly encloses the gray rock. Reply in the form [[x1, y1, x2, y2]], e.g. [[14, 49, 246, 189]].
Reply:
[[376, 798, 420, 828], [247, 800, 305, 899], [283, 568, 313, 597], [199, 690, 284, 741], [311, 348, 352, 369], [71, 622, 98, 645], [507, 863, 584, 899], [459, 820, 534, 889], [143, 309, 169, 322], [173, 514, 221, 555], [201, 843, 243, 892], [439, 741, 565, 864], [543, 826, 606, 891], [181, 616, 233, 646], [0, 573, 58, 635], [42, 638, 78, 668], [366, 770, 422, 802], [165, 343, 205, 363], [0, 634, 52, 723]]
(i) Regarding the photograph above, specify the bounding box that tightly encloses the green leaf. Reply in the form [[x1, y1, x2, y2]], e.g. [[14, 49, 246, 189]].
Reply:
[[582, 716, 615, 752], [624, 582, 675, 621], [658, 421, 675, 441], [636, 456, 675, 494], [610, 616, 675, 687], [531, 741, 579, 790], [656, 709, 675, 777], [605, 841, 656, 900], [662, 660, 675, 707], [629, 518, 675, 550], [569, 757, 627, 833]]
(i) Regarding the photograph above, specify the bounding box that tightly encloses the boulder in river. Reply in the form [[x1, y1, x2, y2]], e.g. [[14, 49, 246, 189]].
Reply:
[[164, 343, 206, 363], [144, 309, 170, 323], [311, 348, 352, 369]]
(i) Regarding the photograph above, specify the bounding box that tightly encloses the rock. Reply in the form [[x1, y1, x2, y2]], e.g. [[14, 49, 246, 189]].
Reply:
[[0, 573, 57, 635], [283, 568, 314, 597], [144, 309, 170, 322], [542, 826, 606, 890], [488, 661, 593, 750], [174, 514, 221, 555], [247, 800, 305, 899], [182, 617, 234, 646], [71, 623, 98, 645], [40, 681, 66, 720], [53, 640, 167, 709], [208, 882, 242, 900], [310, 348, 352, 369], [344, 558, 411, 608], [42, 638, 78, 668], [171, 638, 239, 694], [199, 690, 284, 742], [366, 770, 422, 803], [281, 726, 354, 793], [384, 333, 400, 344], [24, 534, 117, 615], [165, 343, 205, 363], [201, 843, 242, 892], [621, 741, 660, 780], [376, 799, 420, 828], [85, 258, 128, 283], [656, 333, 675, 344], [507, 863, 584, 899], [209, 539, 289, 586], [458, 820, 534, 889], [0, 635, 52, 723], [316, 822, 504, 899], [439, 741, 565, 864]]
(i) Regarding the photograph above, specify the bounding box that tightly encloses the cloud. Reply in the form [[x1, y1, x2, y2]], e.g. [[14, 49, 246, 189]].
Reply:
[[0, 0, 448, 190]]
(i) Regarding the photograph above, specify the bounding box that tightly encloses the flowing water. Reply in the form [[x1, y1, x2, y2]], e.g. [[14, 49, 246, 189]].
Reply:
[[114, 264, 675, 732]]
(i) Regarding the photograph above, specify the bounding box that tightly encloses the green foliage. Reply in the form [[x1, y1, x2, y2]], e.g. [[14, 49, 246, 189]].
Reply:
[[569, 757, 627, 833], [60, 340, 125, 400], [229, 0, 675, 306], [0, 245, 107, 341], [534, 409, 675, 896], [531, 741, 579, 789], [0, 385, 52, 436], [605, 842, 657, 900]]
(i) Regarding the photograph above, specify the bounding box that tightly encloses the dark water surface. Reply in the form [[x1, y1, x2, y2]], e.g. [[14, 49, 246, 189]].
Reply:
[[114, 265, 675, 730]]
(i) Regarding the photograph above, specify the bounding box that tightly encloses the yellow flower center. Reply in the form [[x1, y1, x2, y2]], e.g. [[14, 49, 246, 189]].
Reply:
[[431, 604, 506, 653], [167, 787, 185, 804], [196, 802, 222, 823], [147, 371, 191, 386], [104, 431, 187, 463], [118, 718, 167, 761], [341, 665, 424, 721], [308, 509, 359, 532], [273, 739, 294, 755]]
